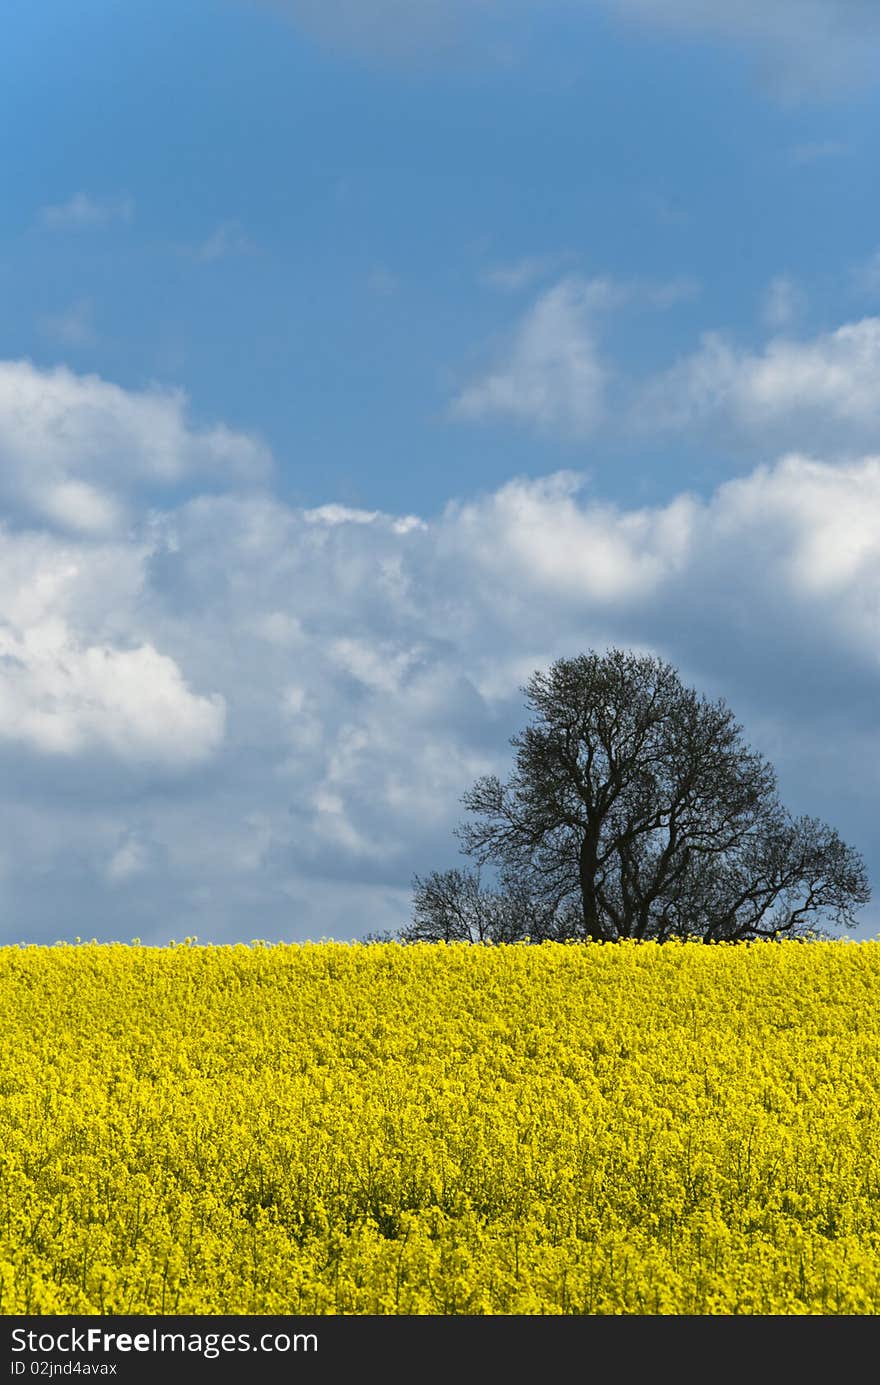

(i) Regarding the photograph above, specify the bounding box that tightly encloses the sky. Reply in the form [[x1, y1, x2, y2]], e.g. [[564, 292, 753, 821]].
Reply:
[[1, 0, 880, 944]]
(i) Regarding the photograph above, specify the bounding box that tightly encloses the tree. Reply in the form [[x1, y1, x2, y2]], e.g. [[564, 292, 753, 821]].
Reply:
[[409, 648, 870, 943], [399, 866, 581, 944]]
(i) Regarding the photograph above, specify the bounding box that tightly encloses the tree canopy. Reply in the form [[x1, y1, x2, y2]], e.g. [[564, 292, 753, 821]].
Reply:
[[400, 648, 870, 944]]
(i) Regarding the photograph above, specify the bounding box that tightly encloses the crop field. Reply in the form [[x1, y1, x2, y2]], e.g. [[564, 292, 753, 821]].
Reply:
[[2, 938, 880, 1315]]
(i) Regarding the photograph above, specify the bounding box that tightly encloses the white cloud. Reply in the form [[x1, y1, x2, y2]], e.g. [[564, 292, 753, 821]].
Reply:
[[0, 619, 225, 766], [0, 360, 272, 534], [41, 299, 96, 348], [599, 0, 880, 98], [303, 502, 425, 533], [106, 835, 151, 883], [443, 471, 696, 602], [642, 276, 701, 309], [483, 254, 576, 293], [39, 479, 125, 536], [442, 456, 880, 612], [762, 275, 804, 330], [281, 682, 323, 751], [41, 193, 134, 230], [1, 355, 880, 941], [254, 611, 304, 646], [453, 274, 702, 440], [254, 0, 476, 60], [0, 520, 224, 771], [482, 258, 698, 309], [852, 249, 880, 299], [367, 266, 399, 296], [256, 1, 880, 97], [330, 637, 423, 694], [194, 220, 257, 262], [639, 318, 880, 449], [701, 454, 880, 635], [303, 503, 381, 526], [451, 277, 610, 437], [790, 139, 847, 164]]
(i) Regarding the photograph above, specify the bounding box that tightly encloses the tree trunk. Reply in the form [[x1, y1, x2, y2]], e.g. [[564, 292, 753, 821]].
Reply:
[[578, 831, 605, 941]]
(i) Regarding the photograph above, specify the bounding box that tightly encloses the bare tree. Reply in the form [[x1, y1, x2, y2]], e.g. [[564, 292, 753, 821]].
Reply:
[[435, 648, 871, 943], [400, 867, 576, 943]]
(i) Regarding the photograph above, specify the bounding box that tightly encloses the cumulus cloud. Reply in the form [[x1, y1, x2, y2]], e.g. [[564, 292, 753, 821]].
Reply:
[[442, 471, 696, 602], [253, 0, 482, 60], [105, 833, 159, 884], [600, 0, 880, 99], [1, 355, 879, 942], [852, 249, 880, 300], [40, 299, 97, 349], [303, 502, 425, 533], [452, 274, 700, 440], [762, 275, 804, 330], [0, 360, 272, 534], [254, 1, 880, 97], [709, 454, 880, 605], [790, 139, 847, 164], [41, 193, 134, 230], [451, 278, 611, 437], [483, 254, 577, 293], [193, 220, 257, 263], [0, 600, 225, 768], [638, 318, 880, 452]]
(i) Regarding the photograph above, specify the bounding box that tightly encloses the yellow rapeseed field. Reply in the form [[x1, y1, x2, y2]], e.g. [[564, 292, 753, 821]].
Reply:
[[2, 938, 879, 1315]]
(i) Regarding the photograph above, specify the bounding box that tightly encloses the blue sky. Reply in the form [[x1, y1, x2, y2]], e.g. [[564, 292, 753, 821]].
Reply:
[[1, 0, 880, 942]]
